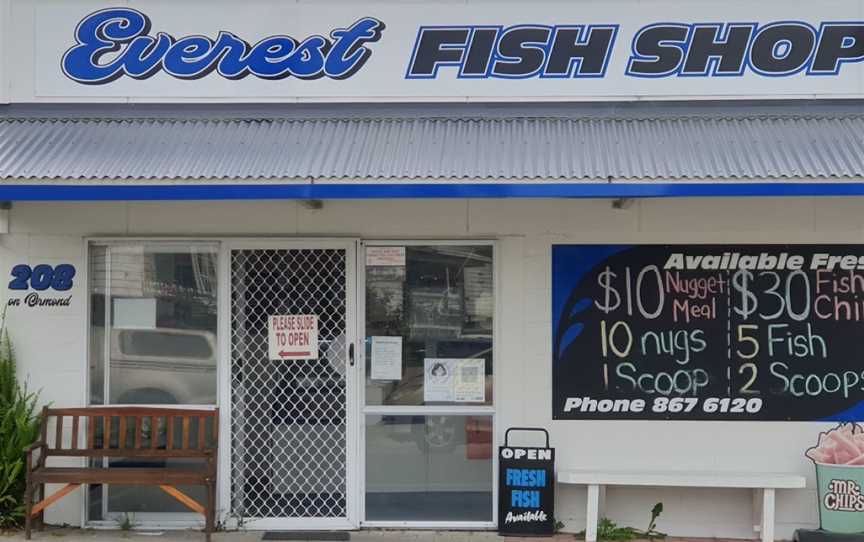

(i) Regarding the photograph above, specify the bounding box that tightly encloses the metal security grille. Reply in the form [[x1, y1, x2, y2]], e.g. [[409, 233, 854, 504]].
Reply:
[[230, 248, 348, 521]]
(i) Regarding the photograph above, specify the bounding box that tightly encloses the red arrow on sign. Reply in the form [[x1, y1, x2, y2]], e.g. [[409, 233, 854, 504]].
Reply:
[[279, 350, 311, 358]]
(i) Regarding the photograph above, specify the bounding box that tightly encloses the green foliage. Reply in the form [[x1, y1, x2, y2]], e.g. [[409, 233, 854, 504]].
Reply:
[[596, 518, 642, 541], [116, 513, 138, 531], [0, 322, 42, 529], [554, 519, 565, 533], [578, 502, 667, 541], [646, 502, 664, 537]]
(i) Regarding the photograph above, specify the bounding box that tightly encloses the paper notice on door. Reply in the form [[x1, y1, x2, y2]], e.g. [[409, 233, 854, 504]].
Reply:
[[268, 315, 318, 361], [424, 358, 455, 402], [424, 358, 486, 403], [366, 246, 406, 267], [454, 359, 486, 402], [113, 298, 156, 329], [371, 336, 403, 381]]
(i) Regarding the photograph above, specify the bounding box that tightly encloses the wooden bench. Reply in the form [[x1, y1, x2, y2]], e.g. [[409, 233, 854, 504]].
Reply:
[[558, 469, 806, 542], [24, 407, 219, 541]]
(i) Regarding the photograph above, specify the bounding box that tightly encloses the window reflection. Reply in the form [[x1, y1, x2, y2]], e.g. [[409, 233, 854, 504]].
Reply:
[[365, 415, 493, 522], [88, 243, 219, 521], [365, 246, 494, 406], [90, 244, 218, 406]]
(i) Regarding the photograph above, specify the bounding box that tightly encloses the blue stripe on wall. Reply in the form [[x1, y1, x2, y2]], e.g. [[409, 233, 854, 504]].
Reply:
[[0, 183, 863, 200]]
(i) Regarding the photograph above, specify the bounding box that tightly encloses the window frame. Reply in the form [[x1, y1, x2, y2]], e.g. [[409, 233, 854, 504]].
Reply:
[[357, 240, 499, 529], [85, 239, 222, 528]]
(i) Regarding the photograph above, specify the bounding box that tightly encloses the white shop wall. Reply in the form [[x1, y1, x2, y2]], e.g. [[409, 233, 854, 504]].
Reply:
[[3, 197, 863, 537]]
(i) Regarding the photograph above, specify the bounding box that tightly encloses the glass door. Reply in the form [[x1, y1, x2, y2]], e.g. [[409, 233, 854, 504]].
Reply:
[[361, 242, 496, 527], [87, 242, 219, 526]]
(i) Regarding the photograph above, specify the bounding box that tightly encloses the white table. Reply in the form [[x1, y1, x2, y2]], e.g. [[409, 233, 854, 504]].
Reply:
[[557, 469, 806, 542]]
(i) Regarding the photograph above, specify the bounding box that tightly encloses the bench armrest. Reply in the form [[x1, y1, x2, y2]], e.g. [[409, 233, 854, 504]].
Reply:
[[24, 440, 47, 471], [24, 440, 46, 454]]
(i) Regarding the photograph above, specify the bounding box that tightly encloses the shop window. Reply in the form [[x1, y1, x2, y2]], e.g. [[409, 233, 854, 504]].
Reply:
[[364, 244, 494, 525], [87, 242, 218, 520], [365, 415, 493, 522], [365, 245, 494, 407]]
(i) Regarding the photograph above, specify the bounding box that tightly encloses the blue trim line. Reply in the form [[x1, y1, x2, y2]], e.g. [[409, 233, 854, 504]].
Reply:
[[1, 183, 863, 200]]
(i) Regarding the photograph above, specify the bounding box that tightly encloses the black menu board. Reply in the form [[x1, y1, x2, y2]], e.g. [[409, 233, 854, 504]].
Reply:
[[552, 245, 864, 421]]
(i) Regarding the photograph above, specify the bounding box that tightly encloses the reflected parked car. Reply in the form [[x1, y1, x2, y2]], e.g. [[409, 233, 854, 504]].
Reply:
[[90, 327, 217, 405]]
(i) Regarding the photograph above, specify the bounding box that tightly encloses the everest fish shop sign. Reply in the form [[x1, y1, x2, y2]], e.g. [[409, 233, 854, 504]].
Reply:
[[36, 1, 864, 100], [552, 245, 864, 421], [268, 315, 318, 361]]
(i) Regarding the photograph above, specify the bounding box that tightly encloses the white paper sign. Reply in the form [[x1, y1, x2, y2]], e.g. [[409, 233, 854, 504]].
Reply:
[[424, 358, 486, 403], [268, 315, 318, 361], [113, 298, 156, 329], [424, 358, 454, 402], [454, 358, 486, 402], [371, 336, 403, 381], [366, 246, 406, 267]]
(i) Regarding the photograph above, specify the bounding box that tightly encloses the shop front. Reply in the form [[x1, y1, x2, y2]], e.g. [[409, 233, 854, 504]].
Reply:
[[2, 0, 864, 539], [79, 238, 495, 530]]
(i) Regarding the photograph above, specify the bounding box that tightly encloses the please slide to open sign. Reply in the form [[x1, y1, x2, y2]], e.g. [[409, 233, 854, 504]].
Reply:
[[269, 315, 318, 360]]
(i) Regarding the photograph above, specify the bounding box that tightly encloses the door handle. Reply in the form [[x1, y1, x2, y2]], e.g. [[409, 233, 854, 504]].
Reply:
[[349, 343, 355, 367]]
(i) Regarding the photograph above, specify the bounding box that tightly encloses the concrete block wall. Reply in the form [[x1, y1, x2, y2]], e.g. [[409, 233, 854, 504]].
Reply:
[[4, 197, 862, 536]]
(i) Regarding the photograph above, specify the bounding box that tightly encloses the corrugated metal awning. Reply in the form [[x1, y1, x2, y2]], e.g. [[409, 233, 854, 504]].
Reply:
[[0, 101, 860, 200]]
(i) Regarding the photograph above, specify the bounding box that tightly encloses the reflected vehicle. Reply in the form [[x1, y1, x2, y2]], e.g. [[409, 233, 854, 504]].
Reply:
[[90, 327, 217, 405]]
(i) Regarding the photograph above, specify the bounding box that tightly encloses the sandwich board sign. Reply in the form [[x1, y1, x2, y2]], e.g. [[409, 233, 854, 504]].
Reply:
[[499, 427, 555, 536], [268, 315, 318, 361]]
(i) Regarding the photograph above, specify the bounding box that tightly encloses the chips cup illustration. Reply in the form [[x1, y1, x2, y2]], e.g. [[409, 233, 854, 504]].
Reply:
[[806, 423, 864, 533]]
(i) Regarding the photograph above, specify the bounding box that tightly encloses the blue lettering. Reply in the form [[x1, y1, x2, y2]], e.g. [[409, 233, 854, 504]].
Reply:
[[506, 468, 547, 488], [62, 8, 384, 84], [212, 33, 255, 79], [511, 489, 541, 509], [244, 36, 300, 78], [163, 36, 215, 77], [326, 18, 387, 77]]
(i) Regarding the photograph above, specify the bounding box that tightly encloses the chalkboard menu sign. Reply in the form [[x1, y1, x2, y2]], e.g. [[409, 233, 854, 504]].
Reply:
[[552, 245, 864, 421]]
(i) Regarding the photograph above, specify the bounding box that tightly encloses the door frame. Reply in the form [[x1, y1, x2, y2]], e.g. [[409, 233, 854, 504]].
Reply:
[[84, 238, 223, 529], [219, 238, 361, 531], [357, 240, 499, 529]]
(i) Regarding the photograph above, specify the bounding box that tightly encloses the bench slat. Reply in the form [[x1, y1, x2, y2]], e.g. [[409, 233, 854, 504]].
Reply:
[[167, 416, 175, 450], [151, 416, 159, 450], [47, 407, 217, 417], [182, 417, 190, 449], [55, 415, 63, 451], [31, 467, 208, 485], [47, 449, 212, 458], [135, 417, 143, 449], [118, 416, 127, 449], [87, 416, 95, 449], [198, 417, 206, 450], [103, 416, 110, 449], [70, 416, 79, 450], [557, 469, 805, 489]]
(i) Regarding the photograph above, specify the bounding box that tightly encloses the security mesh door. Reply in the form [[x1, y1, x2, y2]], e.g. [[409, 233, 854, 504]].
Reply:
[[230, 247, 350, 524]]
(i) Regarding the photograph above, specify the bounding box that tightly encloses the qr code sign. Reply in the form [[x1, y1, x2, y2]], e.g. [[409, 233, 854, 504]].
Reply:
[[460, 366, 479, 383]]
